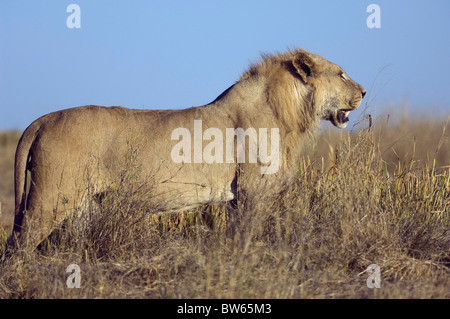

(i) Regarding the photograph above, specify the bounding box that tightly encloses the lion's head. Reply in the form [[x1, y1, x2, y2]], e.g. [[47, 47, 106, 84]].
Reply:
[[241, 48, 366, 131], [292, 50, 366, 129]]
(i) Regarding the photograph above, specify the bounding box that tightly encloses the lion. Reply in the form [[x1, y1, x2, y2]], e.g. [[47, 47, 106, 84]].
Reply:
[[6, 48, 365, 253]]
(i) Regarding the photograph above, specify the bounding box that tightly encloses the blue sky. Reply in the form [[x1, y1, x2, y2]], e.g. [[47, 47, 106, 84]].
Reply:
[[1, 0, 449, 130]]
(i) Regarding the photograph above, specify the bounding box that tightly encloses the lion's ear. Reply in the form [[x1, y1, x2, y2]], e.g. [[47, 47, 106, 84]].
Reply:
[[292, 52, 316, 83]]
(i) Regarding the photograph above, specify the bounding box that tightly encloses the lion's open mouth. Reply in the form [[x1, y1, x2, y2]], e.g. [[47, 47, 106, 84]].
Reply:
[[327, 109, 351, 128], [337, 109, 350, 125]]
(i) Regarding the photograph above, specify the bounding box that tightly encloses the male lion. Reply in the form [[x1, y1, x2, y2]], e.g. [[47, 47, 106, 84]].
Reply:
[[7, 48, 365, 253]]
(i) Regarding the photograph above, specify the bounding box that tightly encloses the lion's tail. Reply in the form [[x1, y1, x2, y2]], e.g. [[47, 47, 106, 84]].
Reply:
[[13, 116, 47, 233]]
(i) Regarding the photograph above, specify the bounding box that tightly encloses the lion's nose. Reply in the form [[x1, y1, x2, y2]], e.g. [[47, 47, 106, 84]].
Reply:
[[361, 90, 366, 99]]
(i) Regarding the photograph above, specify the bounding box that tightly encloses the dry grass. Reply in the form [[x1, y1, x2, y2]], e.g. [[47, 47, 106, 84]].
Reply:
[[0, 131, 21, 235], [0, 111, 449, 299]]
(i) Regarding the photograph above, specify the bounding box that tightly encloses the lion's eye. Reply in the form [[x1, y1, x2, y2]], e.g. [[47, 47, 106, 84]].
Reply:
[[340, 73, 347, 81]]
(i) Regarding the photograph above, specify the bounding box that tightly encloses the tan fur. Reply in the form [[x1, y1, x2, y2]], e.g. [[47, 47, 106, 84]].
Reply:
[[8, 48, 365, 251]]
